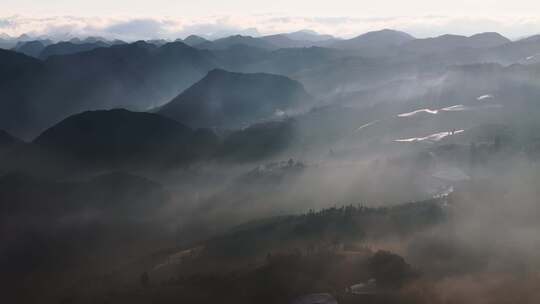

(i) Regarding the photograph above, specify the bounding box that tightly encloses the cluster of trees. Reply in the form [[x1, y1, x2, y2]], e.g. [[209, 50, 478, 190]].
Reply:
[[201, 199, 446, 259]]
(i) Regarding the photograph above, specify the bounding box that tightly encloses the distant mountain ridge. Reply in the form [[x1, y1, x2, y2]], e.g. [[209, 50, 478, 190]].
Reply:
[[192, 30, 338, 50], [285, 30, 336, 42], [13, 40, 49, 58], [1, 28, 539, 141], [182, 35, 209, 46], [196, 35, 277, 50], [329, 29, 415, 50], [260, 30, 338, 48], [402, 32, 511, 53], [10, 37, 126, 58], [39, 41, 110, 59]]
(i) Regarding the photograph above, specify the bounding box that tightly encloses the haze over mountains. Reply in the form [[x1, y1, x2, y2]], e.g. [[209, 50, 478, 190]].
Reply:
[[3, 26, 540, 304], [3, 28, 540, 140]]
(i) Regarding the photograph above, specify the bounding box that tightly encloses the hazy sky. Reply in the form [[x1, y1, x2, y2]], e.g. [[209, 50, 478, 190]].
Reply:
[[4, 0, 540, 17], [2, 0, 540, 39]]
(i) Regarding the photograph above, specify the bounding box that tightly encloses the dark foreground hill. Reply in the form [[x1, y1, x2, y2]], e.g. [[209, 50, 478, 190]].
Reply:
[[33, 109, 218, 168], [158, 69, 312, 129]]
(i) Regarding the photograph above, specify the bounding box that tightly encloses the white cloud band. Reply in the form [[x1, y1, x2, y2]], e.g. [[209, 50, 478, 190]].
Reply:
[[1, 14, 540, 41]]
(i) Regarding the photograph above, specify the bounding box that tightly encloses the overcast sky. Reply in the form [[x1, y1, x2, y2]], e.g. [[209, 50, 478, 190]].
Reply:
[[2, 0, 540, 39], [4, 0, 540, 17]]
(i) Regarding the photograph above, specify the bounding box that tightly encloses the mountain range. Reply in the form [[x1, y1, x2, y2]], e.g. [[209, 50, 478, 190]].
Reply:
[[2, 28, 540, 141]]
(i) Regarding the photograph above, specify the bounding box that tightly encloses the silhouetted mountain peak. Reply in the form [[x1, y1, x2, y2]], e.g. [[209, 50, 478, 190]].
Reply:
[[159, 69, 312, 128], [206, 68, 231, 77], [260, 31, 337, 48], [469, 32, 511, 45], [330, 29, 414, 49], [286, 30, 336, 42], [35, 108, 192, 143], [158, 40, 194, 51], [183, 35, 209, 46], [130, 40, 157, 49], [368, 29, 412, 36], [33, 109, 214, 166], [82, 36, 107, 44]]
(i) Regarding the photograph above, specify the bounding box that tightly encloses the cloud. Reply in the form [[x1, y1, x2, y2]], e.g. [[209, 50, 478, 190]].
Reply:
[[104, 19, 169, 40], [0, 19, 15, 28], [175, 23, 260, 39], [0, 14, 540, 41]]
